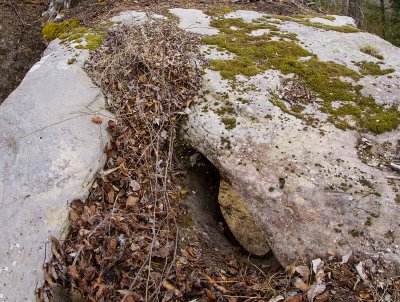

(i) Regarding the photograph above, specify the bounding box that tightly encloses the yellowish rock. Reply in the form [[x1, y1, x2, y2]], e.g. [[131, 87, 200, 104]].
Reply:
[[218, 181, 270, 256]]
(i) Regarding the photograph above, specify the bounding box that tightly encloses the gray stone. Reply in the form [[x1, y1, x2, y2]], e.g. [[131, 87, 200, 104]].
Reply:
[[110, 11, 166, 26], [309, 15, 356, 27], [169, 8, 219, 35], [0, 41, 111, 300]]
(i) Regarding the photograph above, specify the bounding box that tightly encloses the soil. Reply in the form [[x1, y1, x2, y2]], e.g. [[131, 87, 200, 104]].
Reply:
[[0, 0, 46, 103]]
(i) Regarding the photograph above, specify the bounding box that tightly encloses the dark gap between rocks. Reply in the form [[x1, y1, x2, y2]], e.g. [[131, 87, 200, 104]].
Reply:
[[174, 143, 277, 267]]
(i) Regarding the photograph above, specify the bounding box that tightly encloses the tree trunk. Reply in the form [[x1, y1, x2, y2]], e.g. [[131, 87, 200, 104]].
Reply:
[[342, 0, 349, 14], [380, 0, 386, 38]]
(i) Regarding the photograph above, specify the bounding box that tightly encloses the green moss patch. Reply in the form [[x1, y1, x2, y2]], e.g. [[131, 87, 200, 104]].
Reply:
[[301, 21, 360, 33], [263, 15, 360, 33], [360, 45, 384, 60], [42, 20, 81, 41], [355, 61, 395, 76], [221, 117, 237, 130], [204, 7, 235, 17], [202, 14, 399, 134], [42, 20, 110, 51]]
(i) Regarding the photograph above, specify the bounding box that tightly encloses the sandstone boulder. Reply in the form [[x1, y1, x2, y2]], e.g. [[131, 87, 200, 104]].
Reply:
[[0, 41, 111, 300], [172, 8, 400, 267]]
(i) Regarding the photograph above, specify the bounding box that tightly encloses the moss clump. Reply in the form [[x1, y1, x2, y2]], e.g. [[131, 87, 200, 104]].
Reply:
[[204, 7, 234, 17], [355, 61, 395, 76], [215, 103, 235, 115], [396, 194, 400, 204], [202, 14, 399, 134], [221, 136, 232, 149], [270, 96, 304, 119], [349, 229, 363, 237], [361, 109, 400, 134], [42, 19, 81, 41], [221, 117, 237, 130], [301, 21, 360, 33], [177, 214, 194, 227], [83, 33, 105, 51], [210, 57, 260, 79], [319, 15, 336, 21], [360, 45, 384, 60], [359, 178, 373, 188], [43, 20, 110, 51], [263, 15, 360, 33]]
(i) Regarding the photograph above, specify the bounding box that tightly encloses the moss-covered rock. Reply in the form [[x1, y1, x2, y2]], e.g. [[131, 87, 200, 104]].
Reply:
[[42, 20, 110, 51], [42, 19, 81, 41], [201, 14, 399, 134]]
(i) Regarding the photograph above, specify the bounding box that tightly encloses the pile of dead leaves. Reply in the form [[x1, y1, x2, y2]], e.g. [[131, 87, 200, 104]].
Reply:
[[38, 20, 203, 301]]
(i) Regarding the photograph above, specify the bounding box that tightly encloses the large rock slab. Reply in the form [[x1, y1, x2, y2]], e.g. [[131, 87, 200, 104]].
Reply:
[[0, 41, 110, 300], [173, 9, 400, 268]]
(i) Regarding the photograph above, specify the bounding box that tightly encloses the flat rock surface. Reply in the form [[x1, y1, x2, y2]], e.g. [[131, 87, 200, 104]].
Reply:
[[172, 8, 400, 267], [0, 41, 110, 300]]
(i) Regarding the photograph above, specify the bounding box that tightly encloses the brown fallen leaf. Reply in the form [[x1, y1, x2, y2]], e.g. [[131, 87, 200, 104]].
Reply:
[[204, 275, 227, 293], [180, 188, 189, 197], [108, 120, 116, 132], [293, 276, 310, 292], [315, 290, 330, 301], [108, 237, 117, 252], [126, 195, 139, 208], [70, 210, 80, 222], [162, 280, 182, 297], [162, 280, 175, 292], [153, 246, 170, 258], [50, 236, 64, 264], [69, 265, 80, 280], [92, 116, 103, 124], [106, 189, 115, 203], [284, 295, 304, 302], [204, 288, 216, 301]]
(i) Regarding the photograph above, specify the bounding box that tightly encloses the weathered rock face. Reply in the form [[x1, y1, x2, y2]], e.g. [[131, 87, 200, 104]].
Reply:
[[0, 42, 110, 300], [219, 181, 270, 256], [171, 8, 400, 267]]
